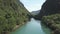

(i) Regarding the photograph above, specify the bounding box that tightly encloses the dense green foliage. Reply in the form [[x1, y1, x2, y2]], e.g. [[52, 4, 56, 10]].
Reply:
[[0, 0, 30, 34], [42, 14, 60, 34]]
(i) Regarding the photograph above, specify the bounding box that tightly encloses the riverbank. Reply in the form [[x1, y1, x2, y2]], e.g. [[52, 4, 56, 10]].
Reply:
[[13, 22, 25, 31], [42, 14, 60, 34], [13, 19, 31, 31]]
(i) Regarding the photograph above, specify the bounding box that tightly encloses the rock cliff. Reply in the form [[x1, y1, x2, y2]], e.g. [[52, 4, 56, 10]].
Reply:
[[36, 0, 60, 20]]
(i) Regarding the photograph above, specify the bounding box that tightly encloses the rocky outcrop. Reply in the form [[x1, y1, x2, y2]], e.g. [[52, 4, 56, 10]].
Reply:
[[0, 0, 31, 34], [36, 0, 60, 20]]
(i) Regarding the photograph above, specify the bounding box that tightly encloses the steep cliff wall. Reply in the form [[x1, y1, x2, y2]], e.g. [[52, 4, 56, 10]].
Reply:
[[36, 0, 60, 20]]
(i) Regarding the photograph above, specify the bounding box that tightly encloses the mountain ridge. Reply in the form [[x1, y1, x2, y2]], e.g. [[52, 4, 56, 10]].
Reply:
[[31, 10, 40, 15]]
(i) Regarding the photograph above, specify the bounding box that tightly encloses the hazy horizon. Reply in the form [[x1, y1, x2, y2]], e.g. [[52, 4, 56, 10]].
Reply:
[[20, 0, 46, 12]]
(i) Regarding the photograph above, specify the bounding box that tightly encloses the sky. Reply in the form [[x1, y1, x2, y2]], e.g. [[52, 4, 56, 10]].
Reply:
[[20, 0, 46, 12]]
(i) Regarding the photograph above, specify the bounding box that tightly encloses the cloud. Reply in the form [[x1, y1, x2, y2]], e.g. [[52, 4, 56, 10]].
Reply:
[[25, 4, 41, 12], [20, 0, 46, 12]]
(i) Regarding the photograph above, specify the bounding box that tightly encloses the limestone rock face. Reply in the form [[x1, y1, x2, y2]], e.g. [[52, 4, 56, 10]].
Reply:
[[36, 0, 60, 20]]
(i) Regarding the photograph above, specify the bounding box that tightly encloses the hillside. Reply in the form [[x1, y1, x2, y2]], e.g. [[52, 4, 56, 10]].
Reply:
[[0, 0, 31, 34], [42, 14, 60, 34], [31, 10, 40, 15]]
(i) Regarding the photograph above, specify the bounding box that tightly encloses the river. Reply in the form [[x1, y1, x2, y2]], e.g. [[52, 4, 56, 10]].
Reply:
[[11, 18, 51, 34]]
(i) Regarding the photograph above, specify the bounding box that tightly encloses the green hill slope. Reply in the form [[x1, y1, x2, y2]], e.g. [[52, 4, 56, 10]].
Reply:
[[0, 0, 31, 34], [42, 14, 60, 34]]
